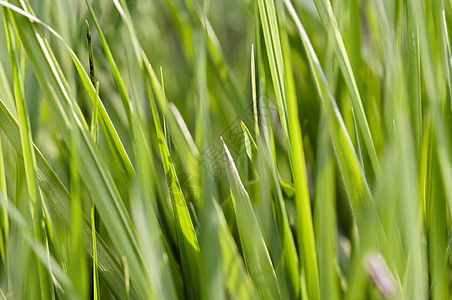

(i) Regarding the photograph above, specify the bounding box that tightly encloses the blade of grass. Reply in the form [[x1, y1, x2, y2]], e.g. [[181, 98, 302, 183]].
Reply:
[[251, 44, 259, 138], [145, 65, 201, 299], [284, 0, 373, 220], [256, 1, 320, 298], [221, 138, 281, 299], [254, 9, 302, 295], [85, 22, 100, 300]]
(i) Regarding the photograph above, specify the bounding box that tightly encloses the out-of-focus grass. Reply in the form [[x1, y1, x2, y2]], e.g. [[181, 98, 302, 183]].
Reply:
[[0, 0, 450, 299]]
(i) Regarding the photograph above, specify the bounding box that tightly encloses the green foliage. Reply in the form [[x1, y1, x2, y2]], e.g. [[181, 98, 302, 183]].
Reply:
[[0, 0, 450, 299]]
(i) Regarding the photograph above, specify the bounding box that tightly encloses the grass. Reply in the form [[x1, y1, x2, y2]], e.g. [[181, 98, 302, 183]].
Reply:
[[0, 0, 450, 299]]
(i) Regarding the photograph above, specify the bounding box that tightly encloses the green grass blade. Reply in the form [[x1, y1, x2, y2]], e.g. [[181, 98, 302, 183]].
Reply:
[[145, 68, 201, 299], [221, 138, 281, 299], [242, 118, 300, 299], [284, 0, 373, 220], [240, 121, 258, 166], [256, 1, 320, 298]]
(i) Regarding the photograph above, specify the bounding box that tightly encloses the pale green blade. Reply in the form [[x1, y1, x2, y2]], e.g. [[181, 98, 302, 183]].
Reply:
[[284, 0, 373, 219], [145, 69, 201, 300], [256, 0, 320, 298]]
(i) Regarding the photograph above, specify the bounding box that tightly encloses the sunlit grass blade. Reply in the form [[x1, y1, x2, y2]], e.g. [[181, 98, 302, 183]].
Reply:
[[222, 138, 281, 299], [146, 64, 201, 299], [256, 0, 320, 298], [284, 0, 373, 219]]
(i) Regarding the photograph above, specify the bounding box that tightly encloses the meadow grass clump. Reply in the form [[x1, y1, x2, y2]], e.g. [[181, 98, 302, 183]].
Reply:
[[0, 0, 449, 299]]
